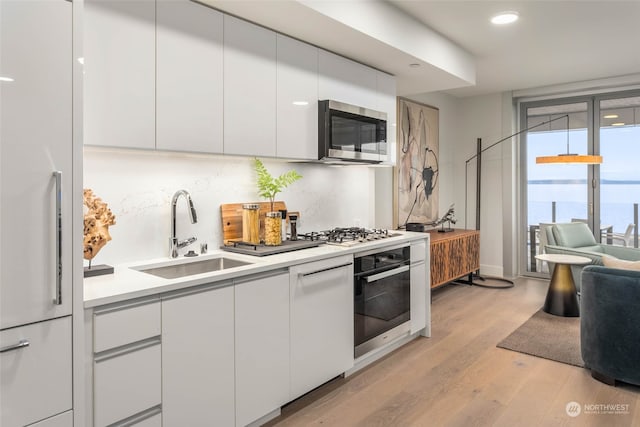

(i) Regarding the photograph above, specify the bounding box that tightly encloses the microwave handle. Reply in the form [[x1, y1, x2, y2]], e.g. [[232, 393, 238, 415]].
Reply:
[[363, 265, 410, 283]]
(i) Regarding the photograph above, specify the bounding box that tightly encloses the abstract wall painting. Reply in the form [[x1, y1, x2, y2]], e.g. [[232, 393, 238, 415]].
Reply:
[[396, 97, 439, 227]]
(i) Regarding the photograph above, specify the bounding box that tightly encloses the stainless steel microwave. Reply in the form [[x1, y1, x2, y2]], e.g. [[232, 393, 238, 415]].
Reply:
[[318, 100, 387, 164]]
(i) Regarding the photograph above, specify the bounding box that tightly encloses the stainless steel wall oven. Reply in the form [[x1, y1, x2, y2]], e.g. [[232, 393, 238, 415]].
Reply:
[[354, 244, 411, 358]]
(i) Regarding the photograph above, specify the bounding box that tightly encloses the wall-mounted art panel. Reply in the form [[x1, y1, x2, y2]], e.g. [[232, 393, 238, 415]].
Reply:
[[396, 97, 439, 227]]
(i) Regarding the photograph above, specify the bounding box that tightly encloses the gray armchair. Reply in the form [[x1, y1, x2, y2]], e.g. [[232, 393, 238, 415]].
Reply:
[[543, 222, 640, 292], [581, 265, 640, 386]]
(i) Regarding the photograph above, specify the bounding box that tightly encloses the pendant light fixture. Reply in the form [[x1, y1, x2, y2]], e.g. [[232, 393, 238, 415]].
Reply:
[[535, 114, 603, 164]]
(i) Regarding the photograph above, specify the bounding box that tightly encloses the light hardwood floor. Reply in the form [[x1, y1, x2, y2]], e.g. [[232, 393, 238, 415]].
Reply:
[[266, 276, 640, 427]]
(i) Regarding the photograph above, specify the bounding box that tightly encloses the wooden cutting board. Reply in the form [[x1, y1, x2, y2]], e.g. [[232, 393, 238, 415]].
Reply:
[[220, 201, 288, 244]]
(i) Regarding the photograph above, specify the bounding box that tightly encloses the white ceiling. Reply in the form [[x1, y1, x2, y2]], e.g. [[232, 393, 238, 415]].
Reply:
[[204, 0, 640, 98]]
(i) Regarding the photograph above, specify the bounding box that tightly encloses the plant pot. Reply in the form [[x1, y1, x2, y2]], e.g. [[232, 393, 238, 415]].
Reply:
[[264, 211, 282, 246]]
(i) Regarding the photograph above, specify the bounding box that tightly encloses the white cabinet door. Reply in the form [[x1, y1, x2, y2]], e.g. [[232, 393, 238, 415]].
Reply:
[[156, 0, 223, 153], [84, 0, 155, 149], [223, 15, 276, 157], [410, 241, 429, 335], [318, 50, 377, 110], [0, 317, 72, 427], [376, 71, 397, 164], [235, 271, 290, 427], [289, 255, 354, 399], [162, 285, 235, 426], [0, 0, 73, 329], [276, 34, 318, 160]]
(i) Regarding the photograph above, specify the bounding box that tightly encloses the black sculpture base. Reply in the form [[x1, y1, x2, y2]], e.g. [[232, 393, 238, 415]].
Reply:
[[84, 264, 114, 278]]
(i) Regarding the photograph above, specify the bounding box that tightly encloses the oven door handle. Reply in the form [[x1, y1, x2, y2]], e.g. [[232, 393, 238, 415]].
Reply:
[[363, 265, 409, 283]]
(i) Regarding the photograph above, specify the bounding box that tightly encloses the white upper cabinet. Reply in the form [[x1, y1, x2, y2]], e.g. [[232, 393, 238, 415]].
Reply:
[[224, 15, 277, 157], [156, 0, 223, 153], [376, 71, 397, 163], [318, 49, 378, 111], [84, 0, 155, 149], [0, 0, 73, 329], [276, 34, 319, 160]]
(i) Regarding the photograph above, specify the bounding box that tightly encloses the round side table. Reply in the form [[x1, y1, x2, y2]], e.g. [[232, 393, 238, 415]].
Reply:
[[535, 254, 591, 317]]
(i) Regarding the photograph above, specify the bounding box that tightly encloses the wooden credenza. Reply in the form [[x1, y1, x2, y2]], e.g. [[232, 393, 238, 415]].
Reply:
[[427, 229, 480, 288]]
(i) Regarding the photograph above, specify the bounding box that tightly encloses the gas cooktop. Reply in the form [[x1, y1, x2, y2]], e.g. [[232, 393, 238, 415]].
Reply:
[[298, 227, 401, 247]]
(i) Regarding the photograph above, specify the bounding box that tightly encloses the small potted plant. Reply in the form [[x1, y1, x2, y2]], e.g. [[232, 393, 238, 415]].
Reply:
[[254, 158, 302, 245]]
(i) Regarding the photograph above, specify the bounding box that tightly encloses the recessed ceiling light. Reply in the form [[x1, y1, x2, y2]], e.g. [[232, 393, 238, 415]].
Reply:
[[491, 11, 519, 25], [0, 76, 14, 82], [292, 101, 308, 106], [409, 63, 421, 68], [603, 114, 618, 119], [611, 122, 625, 126], [77, 57, 85, 65]]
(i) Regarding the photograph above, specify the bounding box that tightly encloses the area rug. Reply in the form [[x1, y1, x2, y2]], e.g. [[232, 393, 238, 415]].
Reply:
[[497, 309, 584, 367]]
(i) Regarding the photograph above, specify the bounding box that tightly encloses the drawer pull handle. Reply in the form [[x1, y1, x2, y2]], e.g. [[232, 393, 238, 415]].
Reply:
[[300, 262, 352, 278], [53, 171, 62, 305], [0, 339, 30, 353]]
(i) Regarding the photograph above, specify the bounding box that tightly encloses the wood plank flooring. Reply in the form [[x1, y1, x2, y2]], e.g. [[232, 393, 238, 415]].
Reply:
[[265, 276, 640, 427]]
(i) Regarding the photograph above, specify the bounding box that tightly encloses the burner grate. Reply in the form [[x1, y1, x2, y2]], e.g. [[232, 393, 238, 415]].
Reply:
[[298, 227, 396, 246]]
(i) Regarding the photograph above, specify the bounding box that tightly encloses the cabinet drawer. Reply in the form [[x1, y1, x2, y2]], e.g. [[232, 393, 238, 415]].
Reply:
[[131, 412, 161, 427], [28, 410, 73, 427], [94, 342, 161, 427], [0, 317, 72, 427], [94, 299, 160, 352]]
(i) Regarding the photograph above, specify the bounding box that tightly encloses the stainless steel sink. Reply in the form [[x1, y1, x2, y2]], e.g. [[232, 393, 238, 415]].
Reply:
[[132, 257, 252, 279]]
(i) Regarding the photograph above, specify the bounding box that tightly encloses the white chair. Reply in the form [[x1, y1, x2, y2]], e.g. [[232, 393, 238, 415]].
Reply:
[[605, 223, 635, 247], [537, 222, 556, 273]]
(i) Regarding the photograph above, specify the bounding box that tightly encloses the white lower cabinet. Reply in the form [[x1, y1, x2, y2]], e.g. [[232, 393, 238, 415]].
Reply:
[[235, 271, 290, 427], [289, 255, 354, 399], [0, 317, 72, 427], [410, 241, 428, 334], [161, 284, 235, 426], [86, 253, 368, 426], [130, 412, 162, 427], [93, 342, 161, 427], [90, 298, 162, 427], [27, 411, 73, 427]]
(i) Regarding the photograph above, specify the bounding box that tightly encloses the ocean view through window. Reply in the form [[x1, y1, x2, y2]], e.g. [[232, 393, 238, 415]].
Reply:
[[522, 92, 640, 275]]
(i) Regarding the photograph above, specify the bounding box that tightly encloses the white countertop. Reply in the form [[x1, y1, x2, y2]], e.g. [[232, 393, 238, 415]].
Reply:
[[84, 230, 429, 308]]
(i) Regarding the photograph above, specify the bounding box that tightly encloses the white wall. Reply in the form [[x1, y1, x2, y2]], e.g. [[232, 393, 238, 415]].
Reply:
[[83, 147, 376, 266], [408, 91, 513, 277]]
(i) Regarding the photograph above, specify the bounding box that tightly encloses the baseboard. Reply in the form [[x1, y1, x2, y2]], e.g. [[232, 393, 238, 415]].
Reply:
[[479, 264, 503, 278]]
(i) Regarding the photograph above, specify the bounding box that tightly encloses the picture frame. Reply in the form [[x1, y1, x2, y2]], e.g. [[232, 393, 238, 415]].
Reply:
[[394, 97, 440, 228]]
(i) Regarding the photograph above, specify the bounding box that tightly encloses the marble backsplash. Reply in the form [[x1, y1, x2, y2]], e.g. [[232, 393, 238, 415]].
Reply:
[[83, 147, 377, 266]]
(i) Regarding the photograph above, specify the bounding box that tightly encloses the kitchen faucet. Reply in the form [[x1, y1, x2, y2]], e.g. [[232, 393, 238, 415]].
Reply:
[[170, 190, 198, 258]]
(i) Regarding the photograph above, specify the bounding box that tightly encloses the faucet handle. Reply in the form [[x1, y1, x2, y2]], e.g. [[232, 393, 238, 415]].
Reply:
[[177, 236, 197, 249]]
